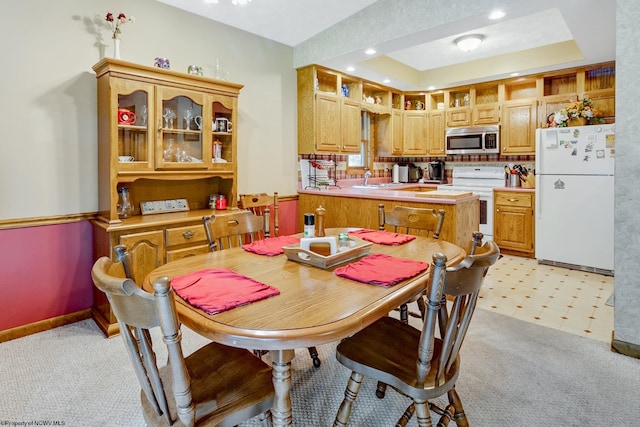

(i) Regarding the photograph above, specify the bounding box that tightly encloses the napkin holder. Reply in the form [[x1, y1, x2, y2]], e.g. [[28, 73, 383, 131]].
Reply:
[[283, 236, 372, 269]]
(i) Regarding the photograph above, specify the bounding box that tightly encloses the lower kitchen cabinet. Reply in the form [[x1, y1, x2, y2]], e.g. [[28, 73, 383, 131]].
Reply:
[[494, 190, 535, 257], [298, 193, 478, 249]]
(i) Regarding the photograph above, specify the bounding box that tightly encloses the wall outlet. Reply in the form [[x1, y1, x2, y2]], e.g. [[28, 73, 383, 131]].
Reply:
[[336, 161, 347, 171]]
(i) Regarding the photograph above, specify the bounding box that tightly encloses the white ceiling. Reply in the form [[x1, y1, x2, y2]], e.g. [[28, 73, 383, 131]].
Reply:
[[156, 0, 616, 91]]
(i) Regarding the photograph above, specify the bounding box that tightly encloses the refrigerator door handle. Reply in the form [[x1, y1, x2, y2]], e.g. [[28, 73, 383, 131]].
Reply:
[[535, 174, 541, 219]]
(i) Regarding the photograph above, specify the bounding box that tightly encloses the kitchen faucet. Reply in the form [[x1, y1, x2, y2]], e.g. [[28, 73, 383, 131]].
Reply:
[[363, 169, 372, 186]]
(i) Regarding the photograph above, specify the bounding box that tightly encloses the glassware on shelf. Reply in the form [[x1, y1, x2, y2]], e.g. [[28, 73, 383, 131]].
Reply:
[[117, 187, 133, 218], [140, 105, 147, 126], [163, 138, 178, 162], [184, 108, 194, 130], [163, 108, 176, 129], [177, 140, 190, 162]]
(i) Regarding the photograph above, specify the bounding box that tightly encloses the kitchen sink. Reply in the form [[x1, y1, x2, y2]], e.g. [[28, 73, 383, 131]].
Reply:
[[352, 184, 382, 189]]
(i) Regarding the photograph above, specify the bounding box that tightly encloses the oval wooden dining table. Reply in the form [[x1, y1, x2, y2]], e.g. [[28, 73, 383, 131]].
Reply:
[[143, 228, 466, 426]]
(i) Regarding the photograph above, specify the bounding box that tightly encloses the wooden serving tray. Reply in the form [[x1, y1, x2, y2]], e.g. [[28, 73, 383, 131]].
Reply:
[[414, 190, 473, 199], [283, 236, 373, 269]]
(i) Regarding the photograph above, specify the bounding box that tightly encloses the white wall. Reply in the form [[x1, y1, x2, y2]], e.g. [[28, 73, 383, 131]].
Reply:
[[0, 0, 297, 220]]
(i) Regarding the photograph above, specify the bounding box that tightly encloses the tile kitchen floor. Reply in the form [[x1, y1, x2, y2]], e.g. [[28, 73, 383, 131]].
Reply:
[[480, 254, 614, 343]]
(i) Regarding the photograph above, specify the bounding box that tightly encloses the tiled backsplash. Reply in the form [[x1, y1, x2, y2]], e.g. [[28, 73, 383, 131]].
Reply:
[[299, 153, 535, 180]]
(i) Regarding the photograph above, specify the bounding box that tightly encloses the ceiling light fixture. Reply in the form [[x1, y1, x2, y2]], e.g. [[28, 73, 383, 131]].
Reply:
[[231, 0, 252, 5], [346, 66, 355, 72], [454, 34, 484, 52], [489, 10, 505, 20], [365, 48, 376, 55]]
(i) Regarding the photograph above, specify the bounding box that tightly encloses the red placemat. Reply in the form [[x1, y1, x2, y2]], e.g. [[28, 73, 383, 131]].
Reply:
[[334, 253, 429, 287], [171, 268, 280, 314], [348, 229, 416, 246], [242, 235, 300, 256]]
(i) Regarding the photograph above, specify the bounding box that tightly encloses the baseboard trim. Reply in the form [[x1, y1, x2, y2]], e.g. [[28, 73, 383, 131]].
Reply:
[[0, 309, 93, 343], [611, 333, 640, 359]]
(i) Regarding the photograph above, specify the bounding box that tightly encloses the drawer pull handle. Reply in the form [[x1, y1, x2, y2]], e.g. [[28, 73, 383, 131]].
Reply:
[[182, 230, 195, 239], [507, 198, 519, 202]]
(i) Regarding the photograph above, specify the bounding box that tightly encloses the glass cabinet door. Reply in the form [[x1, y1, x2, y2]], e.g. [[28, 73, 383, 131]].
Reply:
[[211, 95, 237, 169], [113, 80, 154, 171], [156, 87, 208, 169]]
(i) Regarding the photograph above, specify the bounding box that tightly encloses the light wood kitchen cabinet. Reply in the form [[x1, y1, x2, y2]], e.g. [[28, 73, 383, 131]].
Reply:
[[403, 111, 428, 155], [375, 110, 403, 156], [446, 108, 472, 127], [501, 100, 537, 155], [341, 98, 363, 152], [315, 93, 341, 152], [473, 104, 500, 125], [298, 193, 479, 249], [91, 58, 243, 337], [427, 110, 446, 156], [494, 190, 535, 257], [298, 65, 362, 154]]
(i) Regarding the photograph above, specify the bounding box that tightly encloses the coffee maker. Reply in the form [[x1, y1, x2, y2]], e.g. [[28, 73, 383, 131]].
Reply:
[[427, 160, 446, 182]]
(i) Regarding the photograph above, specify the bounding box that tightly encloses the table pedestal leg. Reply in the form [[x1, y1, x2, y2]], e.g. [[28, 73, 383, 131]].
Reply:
[[269, 349, 295, 426]]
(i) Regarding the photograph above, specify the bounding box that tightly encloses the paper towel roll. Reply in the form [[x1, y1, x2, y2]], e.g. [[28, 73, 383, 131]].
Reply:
[[392, 164, 399, 183]]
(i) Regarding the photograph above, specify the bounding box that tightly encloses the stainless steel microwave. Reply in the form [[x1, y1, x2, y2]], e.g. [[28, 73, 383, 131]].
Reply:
[[445, 125, 500, 155]]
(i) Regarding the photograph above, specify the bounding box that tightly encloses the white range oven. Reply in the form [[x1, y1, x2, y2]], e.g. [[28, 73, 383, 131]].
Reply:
[[437, 166, 505, 241]]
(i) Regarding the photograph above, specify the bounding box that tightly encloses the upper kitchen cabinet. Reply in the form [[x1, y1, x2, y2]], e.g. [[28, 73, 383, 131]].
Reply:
[[362, 81, 392, 114], [540, 72, 578, 125], [445, 88, 471, 127], [403, 111, 428, 156], [375, 109, 403, 157], [583, 63, 615, 122], [501, 77, 538, 155], [539, 62, 615, 126], [93, 58, 243, 223], [501, 100, 538, 155], [297, 65, 362, 154], [427, 110, 446, 156], [472, 83, 500, 125]]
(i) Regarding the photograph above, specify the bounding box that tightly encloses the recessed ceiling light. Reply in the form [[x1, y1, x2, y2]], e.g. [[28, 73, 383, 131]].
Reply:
[[383, 78, 391, 84], [346, 66, 355, 72], [510, 72, 520, 77], [427, 86, 435, 91], [365, 48, 376, 55], [454, 34, 484, 52], [489, 10, 505, 20]]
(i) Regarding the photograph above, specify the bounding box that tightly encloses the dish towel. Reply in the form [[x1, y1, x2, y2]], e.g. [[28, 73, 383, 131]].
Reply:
[[348, 229, 416, 246], [171, 268, 280, 314], [242, 235, 300, 256], [334, 253, 429, 287]]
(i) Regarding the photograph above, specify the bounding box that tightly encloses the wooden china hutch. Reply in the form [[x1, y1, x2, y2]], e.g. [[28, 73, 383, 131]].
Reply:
[[91, 59, 243, 337]]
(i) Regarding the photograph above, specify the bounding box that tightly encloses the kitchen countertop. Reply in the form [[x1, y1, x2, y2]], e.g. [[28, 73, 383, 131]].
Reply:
[[298, 179, 479, 205]]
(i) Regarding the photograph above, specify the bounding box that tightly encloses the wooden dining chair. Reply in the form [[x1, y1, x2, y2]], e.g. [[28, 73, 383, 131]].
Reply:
[[203, 209, 322, 368], [203, 210, 265, 251], [239, 192, 279, 238], [333, 239, 500, 427], [114, 241, 159, 288], [91, 256, 275, 427], [378, 204, 446, 323]]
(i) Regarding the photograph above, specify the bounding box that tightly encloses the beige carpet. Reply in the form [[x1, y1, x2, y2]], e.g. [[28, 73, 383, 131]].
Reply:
[[1, 309, 638, 426]]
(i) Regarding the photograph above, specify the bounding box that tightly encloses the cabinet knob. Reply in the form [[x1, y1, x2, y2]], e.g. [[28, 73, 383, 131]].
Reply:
[[182, 230, 195, 239]]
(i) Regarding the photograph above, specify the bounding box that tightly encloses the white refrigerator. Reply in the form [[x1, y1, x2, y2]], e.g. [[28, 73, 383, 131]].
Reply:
[[535, 124, 616, 274]]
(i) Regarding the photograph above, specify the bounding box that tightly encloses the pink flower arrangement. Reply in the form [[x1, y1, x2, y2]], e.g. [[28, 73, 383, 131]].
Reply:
[[105, 12, 134, 39]]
